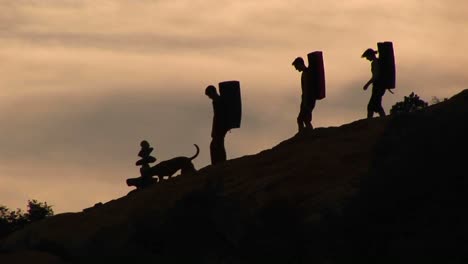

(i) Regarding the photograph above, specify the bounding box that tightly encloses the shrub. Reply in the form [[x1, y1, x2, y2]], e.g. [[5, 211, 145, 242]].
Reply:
[[390, 92, 428, 115], [0, 199, 53, 238]]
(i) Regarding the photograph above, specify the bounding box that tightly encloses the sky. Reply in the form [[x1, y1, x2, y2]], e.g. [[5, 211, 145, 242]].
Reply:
[[0, 0, 467, 213]]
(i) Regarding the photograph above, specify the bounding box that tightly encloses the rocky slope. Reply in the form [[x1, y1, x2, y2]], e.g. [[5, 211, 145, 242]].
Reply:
[[1, 89, 467, 264]]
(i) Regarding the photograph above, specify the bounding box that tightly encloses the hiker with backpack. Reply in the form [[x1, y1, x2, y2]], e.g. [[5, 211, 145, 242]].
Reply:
[[205, 81, 242, 165], [292, 57, 315, 132], [205, 85, 229, 165], [362, 48, 387, 119], [362, 41, 397, 119], [292, 54, 326, 132]]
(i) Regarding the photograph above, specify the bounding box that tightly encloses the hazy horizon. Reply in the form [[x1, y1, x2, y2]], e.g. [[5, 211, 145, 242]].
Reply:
[[1, 0, 467, 213]]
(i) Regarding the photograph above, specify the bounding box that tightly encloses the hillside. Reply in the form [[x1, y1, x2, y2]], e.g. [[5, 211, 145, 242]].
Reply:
[[1, 89, 467, 264]]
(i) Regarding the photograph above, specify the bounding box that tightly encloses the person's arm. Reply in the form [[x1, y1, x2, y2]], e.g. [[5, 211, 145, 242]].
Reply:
[[303, 88, 310, 106], [363, 78, 372, 90], [364, 59, 381, 90], [302, 71, 312, 106]]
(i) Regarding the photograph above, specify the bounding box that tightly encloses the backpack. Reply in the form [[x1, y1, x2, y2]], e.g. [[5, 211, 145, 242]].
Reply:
[[377, 41, 396, 90], [219, 81, 242, 130], [307, 51, 326, 100]]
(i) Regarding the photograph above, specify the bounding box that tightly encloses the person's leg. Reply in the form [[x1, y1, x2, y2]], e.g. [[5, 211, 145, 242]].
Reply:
[[210, 133, 227, 165], [304, 110, 312, 130], [297, 119, 305, 132], [219, 136, 226, 162], [210, 138, 218, 165], [378, 108, 386, 117], [367, 94, 377, 119], [376, 94, 386, 117], [297, 109, 305, 132], [305, 100, 316, 129], [375, 87, 386, 117]]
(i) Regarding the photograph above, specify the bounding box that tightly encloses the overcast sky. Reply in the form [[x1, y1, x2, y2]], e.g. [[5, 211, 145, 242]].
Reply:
[[1, 0, 467, 213]]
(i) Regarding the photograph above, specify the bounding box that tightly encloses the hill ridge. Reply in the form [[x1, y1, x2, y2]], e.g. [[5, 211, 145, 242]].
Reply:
[[1, 89, 467, 263]]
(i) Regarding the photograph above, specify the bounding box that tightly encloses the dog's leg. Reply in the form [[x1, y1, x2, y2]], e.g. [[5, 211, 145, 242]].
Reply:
[[180, 162, 196, 175]]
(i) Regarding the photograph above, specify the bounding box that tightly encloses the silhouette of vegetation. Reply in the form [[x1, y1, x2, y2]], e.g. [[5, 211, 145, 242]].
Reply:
[[431, 96, 448, 105], [25, 199, 54, 222], [390, 92, 428, 115], [0, 200, 53, 238]]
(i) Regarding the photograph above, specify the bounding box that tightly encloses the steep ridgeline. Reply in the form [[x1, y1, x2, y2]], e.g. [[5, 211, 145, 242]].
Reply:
[[1, 89, 467, 264]]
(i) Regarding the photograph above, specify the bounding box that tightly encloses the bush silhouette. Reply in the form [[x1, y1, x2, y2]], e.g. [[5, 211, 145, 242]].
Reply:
[[0, 199, 53, 238], [0, 206, 25, 237], [430, 96, 448, 105], [390, 92, 428, 115], [25, 199, 54, 222]]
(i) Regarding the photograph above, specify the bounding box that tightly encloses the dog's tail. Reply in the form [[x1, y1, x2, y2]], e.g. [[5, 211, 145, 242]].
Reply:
[[189, 144, 200, 161]]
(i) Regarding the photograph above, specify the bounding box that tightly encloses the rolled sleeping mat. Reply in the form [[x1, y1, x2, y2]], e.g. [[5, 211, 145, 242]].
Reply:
[[377, 41, 396, 89], [307, 51, 326, 100], [219, 80, 242, 129]]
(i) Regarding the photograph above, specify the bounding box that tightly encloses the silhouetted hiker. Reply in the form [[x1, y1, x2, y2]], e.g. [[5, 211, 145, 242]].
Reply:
[[362, 48, 386, 118], [126, 140, 158, 189], [292, 57, 317, 132], [205, 85, 229, 165]]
